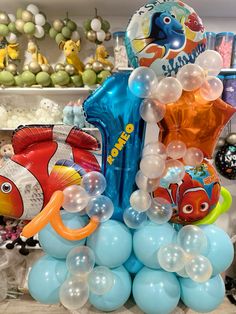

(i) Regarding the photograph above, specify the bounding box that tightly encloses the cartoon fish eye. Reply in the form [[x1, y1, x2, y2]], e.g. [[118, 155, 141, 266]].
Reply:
[[1, 182, 12, 193], [182, 204, 193, 214], [163, 16, 171, 24], [200, 202, 209, 212]]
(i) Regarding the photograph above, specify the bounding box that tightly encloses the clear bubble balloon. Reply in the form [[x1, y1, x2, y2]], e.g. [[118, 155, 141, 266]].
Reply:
[[156, 77, 182, 104], [123, 206, 148, 229], [176, 64, 205, 91], [147, 197, 173, 224], [66, 246, 95, 277], [81, 171, 106, 197], [177, 225, 208, 255], [176, 267, 189, 278], [185, 255, 213, 283], [130, 190, 151, 212], [199, 76, 223, 101], [88, 266, 115, 295], [59, 277, 89, 310], [158, 244, 187, 272], [128, 67, 157, 98], [86, 195, 114, 222], [166, 140, 187, 160], [140, 155, 165, 179], [63, 185, 89, 213], [135, 170, 159, 192], [196, 50, 223, 77], [139, 99, 166, 123], [161, 160, 185, 185], [183, 147, 204, 166], [142, 142, 167, 159]]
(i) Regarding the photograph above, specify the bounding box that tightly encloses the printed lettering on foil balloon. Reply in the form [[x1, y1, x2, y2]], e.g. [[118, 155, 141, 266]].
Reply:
[[83, 72, 145, 221], [125, 0, 206, 77]]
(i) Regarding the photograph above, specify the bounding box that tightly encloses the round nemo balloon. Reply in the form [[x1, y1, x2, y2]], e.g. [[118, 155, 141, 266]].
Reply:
[[125, 0, 206, 77], [154, 161, 221, 224]]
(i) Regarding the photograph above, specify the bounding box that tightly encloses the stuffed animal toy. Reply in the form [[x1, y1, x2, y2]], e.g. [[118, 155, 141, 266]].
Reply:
[[27, 40, 48, 65], [0, 39, 20, 69], [59, 40, 84, 73], [89, 45, 114, 69], [63, 101, 74, 125], [73, 101, 85, 128], [0, 134, 10, 148], [0, 144, 14, 160], [0, 105, 8, 127], [36, 98, 62, 124]]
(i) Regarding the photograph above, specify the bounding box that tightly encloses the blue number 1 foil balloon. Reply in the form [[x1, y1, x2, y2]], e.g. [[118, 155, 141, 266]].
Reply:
[[83, 72, 145, 221]]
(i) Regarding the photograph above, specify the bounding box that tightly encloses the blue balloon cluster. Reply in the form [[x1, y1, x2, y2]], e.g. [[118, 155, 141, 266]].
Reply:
[[28, 212, 233, 313]]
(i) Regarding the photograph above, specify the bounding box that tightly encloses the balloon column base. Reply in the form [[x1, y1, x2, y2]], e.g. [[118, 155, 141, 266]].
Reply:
[[6, 236, 39, 256]]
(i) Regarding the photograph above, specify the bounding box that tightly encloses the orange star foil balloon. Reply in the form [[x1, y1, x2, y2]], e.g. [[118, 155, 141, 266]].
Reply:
[[158, 91, 236, 158]]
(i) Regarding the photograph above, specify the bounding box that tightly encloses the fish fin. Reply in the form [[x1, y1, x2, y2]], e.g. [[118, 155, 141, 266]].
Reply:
[[154, 187, 172, 203], [132, 38, 154, 53], [46, 159, 86, 196], [12, 125, 99, 154], [169, 183, 178, 204]]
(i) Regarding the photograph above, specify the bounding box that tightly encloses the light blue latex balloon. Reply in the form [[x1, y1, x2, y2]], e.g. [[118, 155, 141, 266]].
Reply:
[[87, 220, 132, 268], [28, 255, 68, 304], [83, 72, 145, 221], [133, 267, 180, 314], [38, 211, 87, 259], [124, 251, 143, 274], [89, 265, 131, 312], [133, 221, 177, 269], [200, 224, 234, 276], [180, 274, 225, 312]]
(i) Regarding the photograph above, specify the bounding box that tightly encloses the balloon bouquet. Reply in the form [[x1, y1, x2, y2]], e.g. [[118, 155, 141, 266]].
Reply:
[[4, 1, 234, 313]]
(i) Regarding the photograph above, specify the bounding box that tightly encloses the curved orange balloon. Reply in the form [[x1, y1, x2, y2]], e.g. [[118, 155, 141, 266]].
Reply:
[[51, 211, 99, 241], [22, 191, 64, 238], [158, 92, 236, 158], [22, 190, 99, 240]]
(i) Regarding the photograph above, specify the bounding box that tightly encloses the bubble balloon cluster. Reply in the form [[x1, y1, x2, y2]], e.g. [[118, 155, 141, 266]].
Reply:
[[49, 16, 80, 45], [15, 4, 49, 39], [0, 11, 18, 44], [83, 12, 111, 44]]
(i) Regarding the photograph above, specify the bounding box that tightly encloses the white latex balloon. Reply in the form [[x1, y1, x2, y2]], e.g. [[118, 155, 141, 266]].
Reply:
[[97, 30, 106, 42], [34, 25, 45, 38], [135, 170, 159, 192], [27, 4, 39, 15], [6, 33, 17, 44], [176, 64, 205, 91], [156, 77, 182, 104], [140, 154, 165, 179], [199, 76, 223, 101], [196, 50, 223, 76], [8, 14, 16, 22], [130, 189, 151, 212], [142, 142, 167, 159], [35, 13, 46, 26], [139, 99, 166, 123], [91, 18, 101, 31], [185, 255, 213, 283], [71, 31, 80, 41]]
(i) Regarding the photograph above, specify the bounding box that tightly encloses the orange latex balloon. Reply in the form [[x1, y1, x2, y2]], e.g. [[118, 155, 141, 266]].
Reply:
[[22, 190, 99, 240], [158, 91, 236, 158]]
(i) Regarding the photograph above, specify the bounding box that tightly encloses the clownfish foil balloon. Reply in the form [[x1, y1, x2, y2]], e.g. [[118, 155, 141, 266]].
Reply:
[[125, 0, 206, 77], [154, 162, 221, 224], [0, 125, 100, 220]]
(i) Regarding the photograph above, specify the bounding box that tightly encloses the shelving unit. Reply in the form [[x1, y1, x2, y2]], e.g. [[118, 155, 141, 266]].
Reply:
[[0, 87, 94, 95]]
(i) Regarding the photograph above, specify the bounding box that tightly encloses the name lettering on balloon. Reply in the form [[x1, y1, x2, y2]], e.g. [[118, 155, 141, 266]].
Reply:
[[137, 0, 173, 15], [225, 155, 236, 165], [107, 124, 135, 165]]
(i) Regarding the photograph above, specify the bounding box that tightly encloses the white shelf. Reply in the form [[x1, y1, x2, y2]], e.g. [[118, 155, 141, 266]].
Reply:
[[0, 87, 93, 95]]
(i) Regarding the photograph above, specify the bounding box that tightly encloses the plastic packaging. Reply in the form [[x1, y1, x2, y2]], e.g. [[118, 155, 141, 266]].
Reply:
[[222, 75, 236, 107], [206, 32, 216, 50], [216, 32, 234, 68], [113, 31, 129, 69]]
